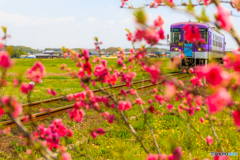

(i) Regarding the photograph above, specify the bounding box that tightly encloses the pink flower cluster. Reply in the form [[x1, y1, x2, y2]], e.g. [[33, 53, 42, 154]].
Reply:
[[183, 24, 205, 43], [47, 88, 57, 96], [206, 88, 232, 114], [20, 83, 34, 94], [132, 15, 165, 45], [91, 128, 105, 138], [100, 111, 115, 123], [146, 147, 182, 160], [36, 119, 73, 150], [144, 65, 161, 84], [195, 64, 229, 86], [118, 100, 132, 111], [120, 71, 136, 87], [0, 96, 23, 117], [0, 50, 13, 69], [27, 62, 45, 83], [216, 5, 233, 31]]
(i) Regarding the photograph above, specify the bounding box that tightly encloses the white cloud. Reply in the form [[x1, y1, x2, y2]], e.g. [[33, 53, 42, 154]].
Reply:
[[108, 6, 115, 10], [87, 17, 97, 23], [119, 17, 131, 24], [0, 10, 75, 26], [106, 20, 115, 25]]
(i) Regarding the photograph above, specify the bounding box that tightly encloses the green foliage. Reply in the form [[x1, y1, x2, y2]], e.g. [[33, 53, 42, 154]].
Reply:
[[134, 9, 147, 25], [7, 46, 27, 58], [186, 0, 194, 12], [199, 8, 209, 22], [11, 45, 38, 54], [1, 26, 7, 34]]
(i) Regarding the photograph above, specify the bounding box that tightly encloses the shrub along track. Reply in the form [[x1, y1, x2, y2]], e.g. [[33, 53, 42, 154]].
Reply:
[[1, 73, 192, 127]]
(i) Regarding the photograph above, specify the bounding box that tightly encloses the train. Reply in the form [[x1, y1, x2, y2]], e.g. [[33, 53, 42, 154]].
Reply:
[[170, 22, 225, 70]]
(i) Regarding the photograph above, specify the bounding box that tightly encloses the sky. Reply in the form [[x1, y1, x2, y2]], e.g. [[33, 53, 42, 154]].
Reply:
[[0, 0, 239, 50]]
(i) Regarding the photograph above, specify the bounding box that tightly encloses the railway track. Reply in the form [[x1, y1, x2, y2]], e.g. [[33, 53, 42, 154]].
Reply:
[[21, 73, 181, 108], [1, 73, 191, 127]]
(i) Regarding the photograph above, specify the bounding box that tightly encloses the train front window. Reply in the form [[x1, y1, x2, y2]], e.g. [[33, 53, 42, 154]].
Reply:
[[171, 28, 181, 44], [199, 28, 208, 43]]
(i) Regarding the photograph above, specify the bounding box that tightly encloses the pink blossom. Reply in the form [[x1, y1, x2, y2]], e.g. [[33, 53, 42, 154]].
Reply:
[[129, 89, 136, 95], [172, 147, 182, 160], [165, 83, 176, 99], [118, 100, 132, 111], [206, 88, 232, 114], [180, 53, 184, 60], [167, 104, 173, 111], [94, 63, 108, 77], [67, 129, 73, 137], [213, 155, 230, 160], [154, 15, 164, 27], [117, 58, 123, 65], [155, 95, 165, 104], [136, 98, 145, 104], [204, 0, 210, 5], [189, 68, 194, 73], [120, 89, 127, 97], [183, 24, 205, 43], [200, 117, 205, 123], [92, 80, 96, 86], [216, 5, 233, 31], [0, 107, 5, 117], [233, 110, 240, 126], [145, 65, 160, 84], [153, 88, 157, 93], [20, 83, 34, 94], [126, 31, 133, 41], [91, 132, 97, 138], [27, 62, 45, 83], [149, 106, 155, 113], [0, 50, 13, 69], [195, 64, 224, 86], [47, 88, 57, 96], [195, 95, 203, 107], [26, 149, 31, 155], [206, 135, 213, 144], [146, 154, 159, 160], [62, 152, 72, 160], [0, 42, 3, 49], [68, 109, 85, 122], [67, 94, 74, 101], [13, 79, 18, 87], [148, 99, 153, 104]]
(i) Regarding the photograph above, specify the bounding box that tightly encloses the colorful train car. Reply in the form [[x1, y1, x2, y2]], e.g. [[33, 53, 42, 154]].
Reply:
[[170, 22, 225, 70]]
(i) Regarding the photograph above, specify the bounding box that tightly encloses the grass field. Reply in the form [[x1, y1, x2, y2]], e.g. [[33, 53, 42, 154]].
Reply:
[[0, 58, 239, 160]]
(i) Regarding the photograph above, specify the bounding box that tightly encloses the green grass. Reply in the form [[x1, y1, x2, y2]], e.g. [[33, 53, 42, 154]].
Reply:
[[1, 58, 239, 160]]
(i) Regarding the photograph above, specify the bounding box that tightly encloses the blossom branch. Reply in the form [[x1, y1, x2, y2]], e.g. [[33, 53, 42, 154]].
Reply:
[[135, 91, 161, 154], [8, 113, 57, 160], [202, 107, 224, 152]]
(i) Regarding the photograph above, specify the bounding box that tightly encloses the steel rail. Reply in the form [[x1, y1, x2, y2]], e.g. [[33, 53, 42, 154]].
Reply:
[[1, 74, 191, 127], [21, 73, 181, 108]]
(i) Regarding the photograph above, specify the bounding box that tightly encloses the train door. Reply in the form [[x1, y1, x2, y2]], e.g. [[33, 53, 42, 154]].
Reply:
[[184, 40, 193, 57], [183, 30, 193, 57]]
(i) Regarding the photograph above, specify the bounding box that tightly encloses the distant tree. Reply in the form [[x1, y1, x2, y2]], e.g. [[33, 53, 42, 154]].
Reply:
[[7, 46, 27, 58], [105, 47, 118, 54], [125, 48, 130, 52]]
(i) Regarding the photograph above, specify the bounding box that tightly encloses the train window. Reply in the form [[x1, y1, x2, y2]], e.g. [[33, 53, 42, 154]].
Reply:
[[200, 28, 208, 43], [171, 28, 181, 44]]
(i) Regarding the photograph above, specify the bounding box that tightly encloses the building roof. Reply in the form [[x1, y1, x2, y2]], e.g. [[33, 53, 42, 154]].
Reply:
[[36, 54, 50, 56], [27, 55, 36, 58], [44, 50, 54, 52]]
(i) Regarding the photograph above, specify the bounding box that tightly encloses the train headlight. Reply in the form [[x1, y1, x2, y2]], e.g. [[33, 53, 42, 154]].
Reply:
[[175, 48, 178, 51], [198, 48, 205, 51]]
